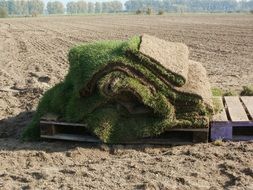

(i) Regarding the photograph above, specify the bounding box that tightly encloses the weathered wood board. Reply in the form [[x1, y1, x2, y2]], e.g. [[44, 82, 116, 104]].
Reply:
[[241, 96, 253, 119], [41, 134, 101, 142], [224, 96, 249, 122]]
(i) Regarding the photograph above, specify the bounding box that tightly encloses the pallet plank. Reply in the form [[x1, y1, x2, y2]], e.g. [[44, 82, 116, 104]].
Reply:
[[212, 96, 228, 122], [40, 121, 87, 127], [232, 136, 253, 141], [166, 128, 208, 132], [127, 139, 195, 145], [41, 134, 101, 142], [128, 130, 209, 144], [240, 96, 253, 120], [224, 96, 249, 122]]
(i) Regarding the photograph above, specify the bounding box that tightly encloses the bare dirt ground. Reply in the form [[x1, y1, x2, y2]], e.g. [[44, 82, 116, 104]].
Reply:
[[0, 14, 253, 189], [0, 139, 252, 190]]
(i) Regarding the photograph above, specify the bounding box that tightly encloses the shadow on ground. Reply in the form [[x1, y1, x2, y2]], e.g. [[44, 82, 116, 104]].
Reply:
[[0, 111, 34, 139], [0, 111, 176, 153]]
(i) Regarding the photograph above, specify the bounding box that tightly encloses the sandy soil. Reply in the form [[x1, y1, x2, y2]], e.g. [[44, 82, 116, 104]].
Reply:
[[0, 139, 252, 190], [0, 14, 253, 189]]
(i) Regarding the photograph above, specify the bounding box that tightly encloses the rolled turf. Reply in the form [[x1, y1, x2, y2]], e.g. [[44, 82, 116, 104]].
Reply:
[[23, 34, 213, 143]]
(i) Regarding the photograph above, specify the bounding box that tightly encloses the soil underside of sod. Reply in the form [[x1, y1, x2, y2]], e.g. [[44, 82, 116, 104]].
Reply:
[[23, 34, 213, 143]]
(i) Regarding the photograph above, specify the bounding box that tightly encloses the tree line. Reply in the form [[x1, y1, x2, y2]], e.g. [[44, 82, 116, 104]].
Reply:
[[1, 0, 253, 17], [0, 0, 123, 16], [125, 0, 253, 13], [0, 0, 44, 16], [66, 1, 122, 14]]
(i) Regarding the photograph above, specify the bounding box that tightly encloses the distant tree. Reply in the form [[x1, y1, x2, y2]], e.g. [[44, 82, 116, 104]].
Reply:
[[67, 1, 77, 14], [76, 0, 87, 14], [158, 10, 164, 15], [146, 7, 152, 15], [95, 2, 102, 13], [7, 0, 15, 15], [14, 0, 29, 15], [0, 0, 8, 10], [88, 2, 94, 13], [101, 1, 122, 13], [47, 1, 64, 14], [175, 4, 186, 13], [109, 1, 122, 12], [125, 0, 153, 12], [102, 2, 108, 13], [247, 0, 253, 10], [136, 9, 141, 14], [124, 0, 241, 13], [0, 0, 43, 16], [28, 0, 44, 15], [0, 6, 8, 17]]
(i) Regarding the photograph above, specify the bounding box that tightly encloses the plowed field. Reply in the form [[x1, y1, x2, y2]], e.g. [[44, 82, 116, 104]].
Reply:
[[0, 14, 253, 189]]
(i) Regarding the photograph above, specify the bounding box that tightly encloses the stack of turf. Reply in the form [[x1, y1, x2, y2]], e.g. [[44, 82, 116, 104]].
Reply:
[[23, 34, 213, 143]]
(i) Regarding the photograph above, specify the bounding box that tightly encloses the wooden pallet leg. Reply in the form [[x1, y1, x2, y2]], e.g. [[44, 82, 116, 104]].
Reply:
[[210, 123, 232, 141], [193, 131, 208, 143], [40, 123, 56, 136]]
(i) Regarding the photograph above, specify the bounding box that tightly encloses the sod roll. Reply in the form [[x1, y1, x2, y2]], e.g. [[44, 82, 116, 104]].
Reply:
[[23, 34, 213, 143]]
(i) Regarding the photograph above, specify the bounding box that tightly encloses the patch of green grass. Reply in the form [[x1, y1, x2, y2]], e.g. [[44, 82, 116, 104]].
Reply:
[[212, 97, 223, 114], [212, 87, 224, 96], [213, 139, 224, 146], [240, 86, 253, 96], [223, 90, 237, 96], [212, 87, 237, 96]]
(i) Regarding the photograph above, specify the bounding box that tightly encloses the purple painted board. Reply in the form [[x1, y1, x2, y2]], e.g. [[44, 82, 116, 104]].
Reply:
[[210, 123, 232, 140]]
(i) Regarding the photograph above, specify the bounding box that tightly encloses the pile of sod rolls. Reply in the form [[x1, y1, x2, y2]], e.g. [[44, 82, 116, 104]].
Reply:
[[23, 34, 213, 143]]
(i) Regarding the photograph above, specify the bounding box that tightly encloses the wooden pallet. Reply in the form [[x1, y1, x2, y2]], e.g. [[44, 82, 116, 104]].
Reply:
[[40, 120, 101, 143], [129, 128, 209, 145], [211, 96, 253, 141], [40, 120, 208, 144]]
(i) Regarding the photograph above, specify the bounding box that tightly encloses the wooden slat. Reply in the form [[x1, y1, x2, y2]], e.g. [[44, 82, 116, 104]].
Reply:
[[129, 131, 208, 144], [232, 136, 253, 141], [41, 134, 100, 142], [127, 139, 194, 145], [240, 96, 253, 120], [41, 113, 59, 121], [224, 96, 249, 122], [212, 96, 228, 122], [40, 121, 87, 127], [166, 128, 208, 132]]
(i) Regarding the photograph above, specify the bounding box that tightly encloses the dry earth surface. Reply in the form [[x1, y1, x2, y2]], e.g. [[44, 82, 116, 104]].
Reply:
[[0, 139, 253, 190], [0, 14, 253, 189]]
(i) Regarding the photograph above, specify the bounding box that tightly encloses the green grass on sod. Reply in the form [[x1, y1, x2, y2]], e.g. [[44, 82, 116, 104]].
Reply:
[[23, 36, 212, 143]]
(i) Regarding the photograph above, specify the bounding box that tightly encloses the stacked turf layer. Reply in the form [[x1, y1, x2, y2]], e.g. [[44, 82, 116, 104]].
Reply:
[[23, 34, 213, 143]]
